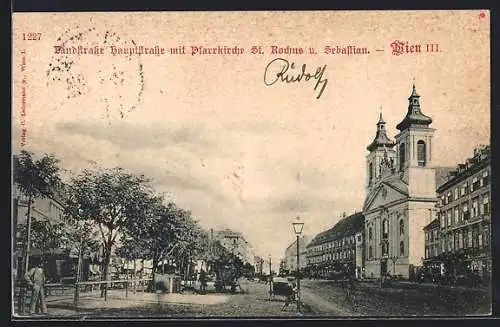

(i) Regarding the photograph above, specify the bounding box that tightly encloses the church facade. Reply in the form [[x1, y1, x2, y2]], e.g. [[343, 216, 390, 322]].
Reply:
[[362, 85, 437, 279]]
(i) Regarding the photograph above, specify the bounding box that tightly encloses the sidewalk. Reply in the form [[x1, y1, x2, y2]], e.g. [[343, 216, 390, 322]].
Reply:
[[13, 280, 301, 318], [14, 290, 233, 318]]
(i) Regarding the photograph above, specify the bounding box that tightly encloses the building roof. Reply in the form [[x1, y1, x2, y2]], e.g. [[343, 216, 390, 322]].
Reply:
[[367, 113, 395, 151], [285, 235, 311, 252], [396, 84, 433, 131], [434, 166, 457, 190], [307, 212, 364, 247], [436, 145, 491, 192], [423, 218, 439, 231]]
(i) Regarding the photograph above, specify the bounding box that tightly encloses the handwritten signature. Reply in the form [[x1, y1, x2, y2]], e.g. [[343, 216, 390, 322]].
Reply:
[[264, 58, 328, 99]]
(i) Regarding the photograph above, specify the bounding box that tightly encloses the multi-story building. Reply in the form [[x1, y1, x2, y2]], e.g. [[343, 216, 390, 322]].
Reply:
[[213, 229, 252, 264], [306, 229, 329, 268], [284, 235, 310, 275], [362, 84, 452, 279], [12, 182, 84, 282], [306, 212, 364, 278], [423, 219, 440, 260], [425, 145, 491, 280]]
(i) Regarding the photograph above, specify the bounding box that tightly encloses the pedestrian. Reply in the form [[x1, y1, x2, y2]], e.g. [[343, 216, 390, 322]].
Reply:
[[281, 281, 297, 311], [343, 272, 357, 304], [24, 258, 48, 315], [199, 268, 207, 294]]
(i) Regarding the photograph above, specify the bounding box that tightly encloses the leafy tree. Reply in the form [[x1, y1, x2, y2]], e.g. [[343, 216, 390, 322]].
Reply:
[[118, 198, 217, 290], [167, 211, 211, 280], [13, 150, 62, 274], [243, 262, 255, 278], [63, 220, 101, 262], [65, 167, 157, 298], [279, 259, 288, 276], [60, 217, 102, 278], [16, 220, 66, 256], [116, 236, 149, 278], [120, 201, 198, 284]]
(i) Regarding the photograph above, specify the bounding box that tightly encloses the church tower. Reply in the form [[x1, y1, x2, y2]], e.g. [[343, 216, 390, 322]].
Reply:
[[362, 83, 438, 279], [395, 84, 436, 197], [366, 111, 396, 192]]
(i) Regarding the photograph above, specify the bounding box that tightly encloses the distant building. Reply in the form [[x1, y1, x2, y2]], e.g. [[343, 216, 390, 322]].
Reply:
[[278, 258, 287, 276], [254, 255, 265, 275], [306, 212, 364, 278], [213, 229, 252, 264], [424, 145, 491, 281], [284, 235, 310, 274]]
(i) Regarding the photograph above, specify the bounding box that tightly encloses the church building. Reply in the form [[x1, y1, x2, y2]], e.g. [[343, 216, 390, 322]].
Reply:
[[362, 84, 438, 279]]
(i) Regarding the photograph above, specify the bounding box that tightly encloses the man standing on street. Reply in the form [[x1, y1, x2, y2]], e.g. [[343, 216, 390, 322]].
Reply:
[[24, 258, 48, 315], [199, 268, 208, 294]]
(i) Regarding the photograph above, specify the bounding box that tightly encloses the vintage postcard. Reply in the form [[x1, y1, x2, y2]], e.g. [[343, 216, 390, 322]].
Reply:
[[12, 10, 491, 319]]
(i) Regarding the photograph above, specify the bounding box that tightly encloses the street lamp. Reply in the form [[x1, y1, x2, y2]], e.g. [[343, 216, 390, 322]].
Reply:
[[292, 215, 304, 313]]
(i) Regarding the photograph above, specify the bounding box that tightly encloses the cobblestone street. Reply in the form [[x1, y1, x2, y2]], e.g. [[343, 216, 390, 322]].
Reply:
[[13, 278, 491, 319], [301, 279, 491, 317]]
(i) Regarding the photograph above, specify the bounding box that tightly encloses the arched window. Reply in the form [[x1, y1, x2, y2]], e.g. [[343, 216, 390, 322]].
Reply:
[[369, 246, 373, 259], [399, 219, 404, 235], [399, 143, 406, 171], [417, 140, 427, 167], [369, 162, 373, 182], [382, 219, 389, 238], [368, 227, 373, 240], [400, 241, 405, 256]]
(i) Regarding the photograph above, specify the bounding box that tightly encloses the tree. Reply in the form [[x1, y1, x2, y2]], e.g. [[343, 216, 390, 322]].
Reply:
[[14, 150, 62, 274], [58, 218, 101, 304], [120, 201, 204, 287], [243, 262, 255, 278], [61, 220, 101, 265], [279, 260, 288, 276], [65, 167, 157, 298], [116, 236, 149, 277], [16, 220, 66, 256]]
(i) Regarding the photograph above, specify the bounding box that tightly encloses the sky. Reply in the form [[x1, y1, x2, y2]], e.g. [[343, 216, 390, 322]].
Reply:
[[12, 11, 490, 264]]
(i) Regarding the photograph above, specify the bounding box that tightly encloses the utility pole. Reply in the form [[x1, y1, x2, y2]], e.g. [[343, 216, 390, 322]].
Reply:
[[18, 195, 34, 313], [268, 255, 272, 299]]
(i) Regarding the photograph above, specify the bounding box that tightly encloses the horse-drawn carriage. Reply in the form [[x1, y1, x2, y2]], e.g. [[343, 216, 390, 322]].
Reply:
[[271, 276, 298, 310]]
